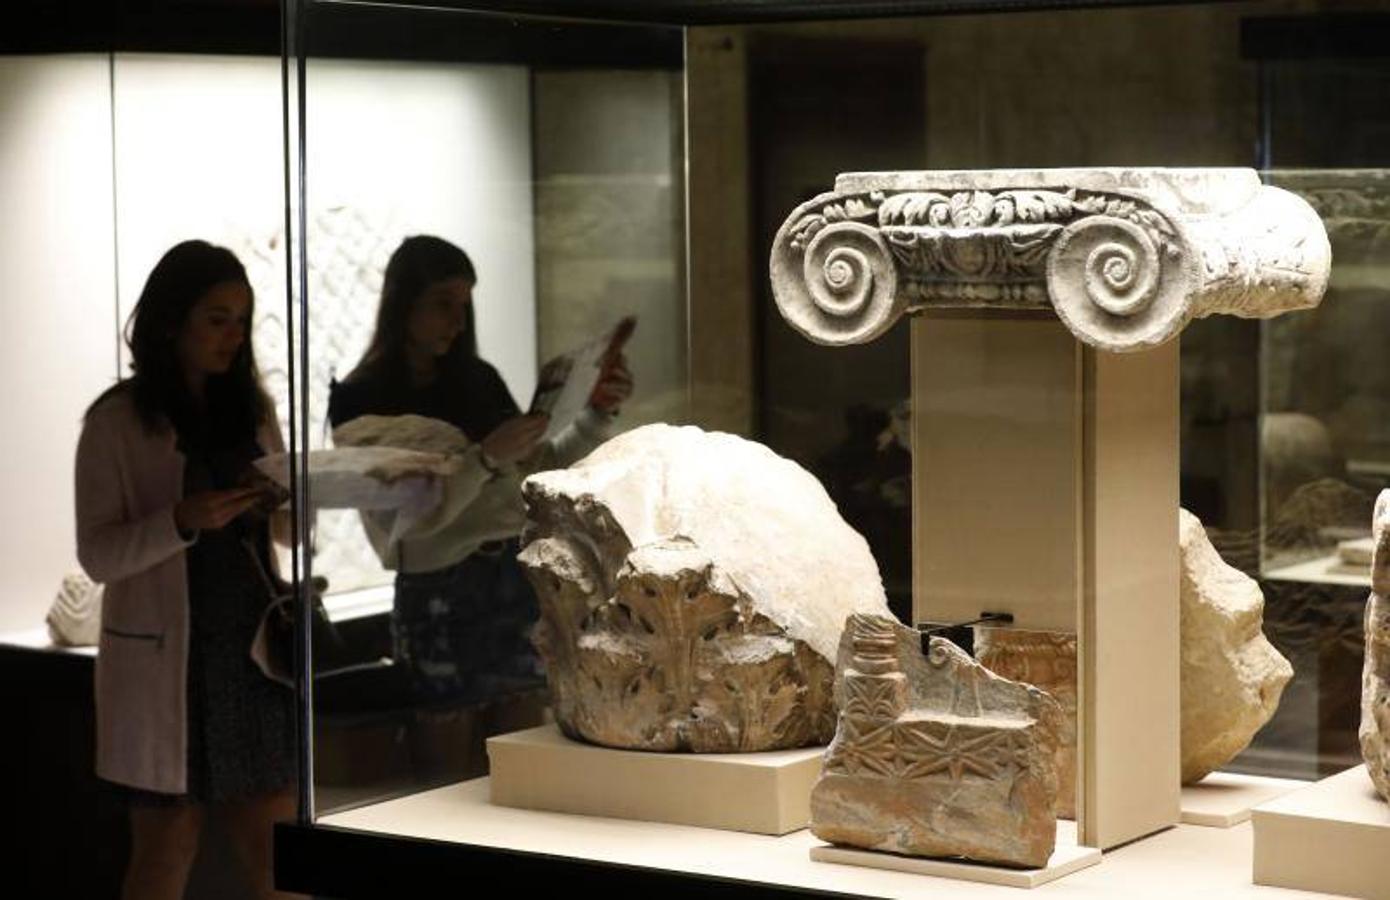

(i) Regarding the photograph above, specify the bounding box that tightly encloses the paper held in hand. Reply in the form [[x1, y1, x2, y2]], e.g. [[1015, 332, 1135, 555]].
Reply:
[[530, 316, 635, 442], [252, 447, 452, 544]]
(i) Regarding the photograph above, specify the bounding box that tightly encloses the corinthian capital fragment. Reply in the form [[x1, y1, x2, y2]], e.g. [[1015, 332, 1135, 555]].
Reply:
[[770, 168, 1331, 352]]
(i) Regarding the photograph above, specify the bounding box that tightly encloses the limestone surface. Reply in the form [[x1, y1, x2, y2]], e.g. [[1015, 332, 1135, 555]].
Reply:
[[1361, 490, 1390, 802], [46, 572, 103, 647], [519, 424, 893, 752], [974, 627, 1078, 819], [812, 614, 1062, 869], [1180, 508, 1294, 784], [332, 413, 472, 456], [770, 168, 1330, 352], [256, 413, 468, 513]]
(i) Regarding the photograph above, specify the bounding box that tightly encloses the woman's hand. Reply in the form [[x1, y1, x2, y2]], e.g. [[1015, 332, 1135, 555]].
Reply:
[[481, 414, 549, 466], [175, 488, 264, 533], [590, 355, 634, 413]]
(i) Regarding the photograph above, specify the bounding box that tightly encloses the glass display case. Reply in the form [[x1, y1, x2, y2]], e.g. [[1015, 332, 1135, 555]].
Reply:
[[267, 2, 1390, 896], [4, 0, 1388, 897], [1183, 17, 1390, 782]]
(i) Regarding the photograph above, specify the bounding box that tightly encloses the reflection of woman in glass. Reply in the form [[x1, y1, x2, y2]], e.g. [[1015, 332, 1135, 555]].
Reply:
[[328, 235, 631, 703], [75, 241, 299, 900]]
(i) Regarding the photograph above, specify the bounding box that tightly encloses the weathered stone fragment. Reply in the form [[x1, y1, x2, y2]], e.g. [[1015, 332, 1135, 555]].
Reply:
[[1180, 508, 1294, 784], [770, 168, 1330, 353], [812, 614, 1061, 869], [260, 413, 467, 513], [46, 572, 103, 647], [1265, 477, 1376, 565], [519, 424, 893, 752], [974, 627, 1078, 819], [333, 413, 472, 456], [1361, 490, 1390, 801]]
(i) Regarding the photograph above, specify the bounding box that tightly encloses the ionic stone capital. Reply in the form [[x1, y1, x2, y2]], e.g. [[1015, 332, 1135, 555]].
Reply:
[[769, 168, 1331, 352]]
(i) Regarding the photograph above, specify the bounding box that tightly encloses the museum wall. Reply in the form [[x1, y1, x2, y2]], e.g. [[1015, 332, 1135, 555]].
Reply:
[[0, 55, 121, 634], [0, 52, 536, 629], [532, 68, 688, 430]]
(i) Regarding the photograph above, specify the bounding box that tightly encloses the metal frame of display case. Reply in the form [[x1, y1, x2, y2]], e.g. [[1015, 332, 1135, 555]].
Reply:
[[288, 0, 1244, 26]]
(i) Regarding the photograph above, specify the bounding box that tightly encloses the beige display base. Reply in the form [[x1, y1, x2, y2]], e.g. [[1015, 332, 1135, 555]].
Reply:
[[487, 724, 823, 835], [911, 317, 1181, 850], [809, 821, 1101, 889], [1180, 772, 1307, 827], [322, 778, 1347, 898], [1253, 765, 1390, 900]]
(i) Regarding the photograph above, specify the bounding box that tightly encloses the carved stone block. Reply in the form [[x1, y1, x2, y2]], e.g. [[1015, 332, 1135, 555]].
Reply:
[[46, 572, 103, 647], [974, 627, 1078, 819], [519, 424, 894, 752], [1180, 509, 1294, 784], [771, 168, 1330, 352], [811, 614, 1062, 869], [1361, 490, 1390, 802]]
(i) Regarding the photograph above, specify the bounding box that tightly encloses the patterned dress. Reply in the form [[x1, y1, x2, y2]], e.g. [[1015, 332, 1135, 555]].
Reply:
[[172, 437, 296, 804], [392, 539, 544, 703], [329, 357, 548, 704]]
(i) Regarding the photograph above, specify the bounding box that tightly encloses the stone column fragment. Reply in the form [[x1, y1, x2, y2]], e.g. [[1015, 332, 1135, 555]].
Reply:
[[770, 168, 1330, 352]]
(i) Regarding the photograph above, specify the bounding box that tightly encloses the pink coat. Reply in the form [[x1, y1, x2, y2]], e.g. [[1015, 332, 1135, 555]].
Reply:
[[74, 387, 285, 794]]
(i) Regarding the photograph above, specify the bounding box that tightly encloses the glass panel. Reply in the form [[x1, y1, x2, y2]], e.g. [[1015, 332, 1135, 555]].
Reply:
[[746, 32, 921, 624], [292, 0, 1390, 835], [1233, 51, 1390, 780], [0, 54, 119, 638], [1254, 163, 1390, 779], [298, 2, 687, 816], [689, 3, 1390, 796]]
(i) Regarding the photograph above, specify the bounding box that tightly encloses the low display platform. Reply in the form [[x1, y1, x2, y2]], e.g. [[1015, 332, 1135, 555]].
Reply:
[[809, 821, 1101, 889], [1252, 765, 1390, 900], [1180, 771, 1307, 827], [487, 724, 824, 835], [282, 777, 1349, 898]]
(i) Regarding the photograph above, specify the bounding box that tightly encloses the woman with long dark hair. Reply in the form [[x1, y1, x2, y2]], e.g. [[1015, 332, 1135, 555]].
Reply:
[[75, 240, 300, 900], [328, 234, 631, 706]]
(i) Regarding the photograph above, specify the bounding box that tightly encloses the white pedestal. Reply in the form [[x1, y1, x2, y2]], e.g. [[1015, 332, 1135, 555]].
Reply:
[[1252, 765, 1390, 899], [809, 821, 1102, 889], [487, 724, 824, 835], [322, 778, 1345, 899], [912, 319, 1181, 849], [1180, 772, 1306, 827]]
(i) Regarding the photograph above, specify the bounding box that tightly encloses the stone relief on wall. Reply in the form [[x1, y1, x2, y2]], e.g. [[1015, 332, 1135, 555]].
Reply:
[[517, 424, 894, 752], [771, 168, 1330, 352], [812, 614, 1062, 869], [1362, 490, 1390, 802], [46, 572, 103, 648], [227, 206, 402, 594]]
